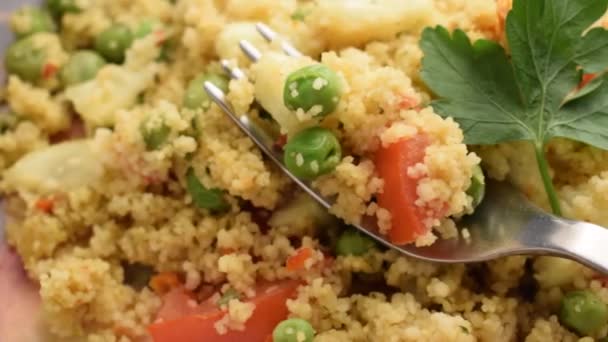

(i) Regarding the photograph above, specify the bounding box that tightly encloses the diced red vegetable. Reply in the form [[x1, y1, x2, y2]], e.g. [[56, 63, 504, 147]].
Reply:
[[286, 247, 313, 271], [274, 134, 288, 150], [42, 63, 58, 79], [35, 198, 54, 213], [375, 134, 431, 244], [150, 272, 182, 295], [398, 93, 420, 110], [148, 280, 300, 342]]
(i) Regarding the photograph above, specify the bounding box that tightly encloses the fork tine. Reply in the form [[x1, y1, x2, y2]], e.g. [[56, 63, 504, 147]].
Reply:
[[255, 23, 302, 58], [204, 81, 230, 112], [240, 40, 263, 62], [255, 23, 278, 42], [221, 59, 247, 80]]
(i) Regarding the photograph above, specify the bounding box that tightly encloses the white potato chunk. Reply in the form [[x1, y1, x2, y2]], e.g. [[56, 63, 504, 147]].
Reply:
[[314, 0, 433, 48], [269, 191, 334, 230], [4, 140, 103, 194], [251, 52, 313, 134], [64, 64, 156, 127], [534, 256, 582, 288], [215, 22, 269, 65]]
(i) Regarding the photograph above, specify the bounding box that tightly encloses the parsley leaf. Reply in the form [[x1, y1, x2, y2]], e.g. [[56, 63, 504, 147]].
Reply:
[[420, 0, 608, 215]]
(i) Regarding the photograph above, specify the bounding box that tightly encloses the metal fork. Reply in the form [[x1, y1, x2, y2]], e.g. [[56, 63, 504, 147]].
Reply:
[[204, 23, 608, 274]]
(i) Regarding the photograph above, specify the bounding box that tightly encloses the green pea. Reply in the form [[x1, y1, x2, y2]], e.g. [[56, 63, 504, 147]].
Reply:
[[94, 24, 134, 64], [467, 164, 485, 209], [60, 50, 106, 86], [186, 167, 229, 212], [4, 35, 47, 82], [183, 73, 230, 110], [283, 64, 342, 117], [140, 115, 170, 150], [134, 18, 162, 39], [335, 229, 377, 256], [559, 290, 608, 335], [11, 6, 56, 38], [291, 7, 312, 21], [272, 318, 315, 342], [283, 127, 341, 179], [217, 288, 240, 307], [46, 0, 81, 17]]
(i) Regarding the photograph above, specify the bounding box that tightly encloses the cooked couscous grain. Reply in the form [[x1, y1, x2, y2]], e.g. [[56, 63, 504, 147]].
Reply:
[[1, 0, 608, 341]]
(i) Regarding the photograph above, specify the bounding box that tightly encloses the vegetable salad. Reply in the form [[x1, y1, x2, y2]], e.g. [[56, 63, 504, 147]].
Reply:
[[1, 0, 608, 341]]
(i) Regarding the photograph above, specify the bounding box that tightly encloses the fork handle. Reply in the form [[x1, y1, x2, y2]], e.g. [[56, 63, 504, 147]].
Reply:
[[522, 216, 608, 274]]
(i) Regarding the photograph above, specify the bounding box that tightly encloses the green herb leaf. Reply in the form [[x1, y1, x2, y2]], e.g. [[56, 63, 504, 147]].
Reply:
[[576, 28, 608, 73], [186, 167, 229, 213], [420, 0, 608, 215], [217, 287, 240, 307]]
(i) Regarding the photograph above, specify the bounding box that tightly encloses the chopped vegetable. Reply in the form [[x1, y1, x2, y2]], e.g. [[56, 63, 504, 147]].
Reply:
[[252, 52, 306, 134], [10, 6, 56, 38], [185, 167, 229, 212], [286, 247, 313, 271], [283, 127, 342, 180], [291, 8, 312, 22], [534, 256, 580, 288], [64, 63, 157, 127], [283, 64, 342, 117], [559, 290, 608, 335], [5, 35, 48, 82], [150, 272, 181, 295], [375, 134, 430, 244], [467, 165, 485, 209], [148, 280, 300, 342], [4, 140, 104, 194], [216, 287, 240, 307], [335, 229, 377, 256], [272, 318, 315, 342], [139, 114, 170, 150], [134, 18, 171, 60], [60, 50, 106, 87], [183, 73, 229, 110], [42, 63, 58, 79], [420, 0, 608, 215], [95, 24, 134, 64], [268, 191, 335, 229], [35, 197, 55, 213], [46, 0, 81, 16], [134, 18, 163, 39]]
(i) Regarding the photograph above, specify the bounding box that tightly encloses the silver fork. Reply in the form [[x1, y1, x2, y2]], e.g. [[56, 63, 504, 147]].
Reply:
[[204, 23, 608, 274]]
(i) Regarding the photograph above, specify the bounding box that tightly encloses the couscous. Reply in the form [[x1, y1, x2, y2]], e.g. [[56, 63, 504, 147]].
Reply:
[[2, 0, 608, 341]]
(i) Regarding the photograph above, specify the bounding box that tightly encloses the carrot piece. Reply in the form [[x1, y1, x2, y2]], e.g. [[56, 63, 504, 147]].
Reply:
[[35, 198, 54, 213], [286, 247, 313, 271], [398, 93, 420, 110], [273, 134, 288, 150], [150, 272, 181, 295], [148, 280, 300, 342], [42, 63, 57, 79], [375, 134, 431, 244]]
